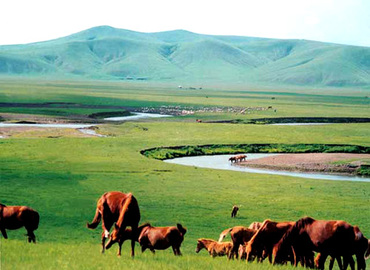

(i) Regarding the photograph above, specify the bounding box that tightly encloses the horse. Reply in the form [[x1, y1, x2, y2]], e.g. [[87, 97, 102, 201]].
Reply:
[[138, 223, 186, 255], [196, 238, 234, 259], [236, 155, 247, 162], [86, 191, 140, 256], [231, 205, 239, 218], [248, 221, 263, 231], [228, 156, 237, 163], [273, 217, 368, 270], [245, 219, 295, 263], [219, 226, 256, 259], [0, 203, 39, 243]]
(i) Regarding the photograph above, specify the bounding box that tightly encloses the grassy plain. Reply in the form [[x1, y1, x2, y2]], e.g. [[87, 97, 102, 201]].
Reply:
[[0, 79, 370, 269]]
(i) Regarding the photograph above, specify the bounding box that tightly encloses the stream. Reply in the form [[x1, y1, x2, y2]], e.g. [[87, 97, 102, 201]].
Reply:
[[164, 154, 370, 182]]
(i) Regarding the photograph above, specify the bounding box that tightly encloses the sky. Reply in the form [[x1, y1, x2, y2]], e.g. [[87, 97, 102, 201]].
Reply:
[[1, 0, 369, 47]]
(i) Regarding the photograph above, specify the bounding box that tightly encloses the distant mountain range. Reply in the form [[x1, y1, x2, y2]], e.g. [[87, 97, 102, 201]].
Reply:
[[0, 26, 369, 87]]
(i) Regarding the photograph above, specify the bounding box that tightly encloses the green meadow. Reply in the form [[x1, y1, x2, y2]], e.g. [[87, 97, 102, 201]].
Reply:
[[0, 79, 370, 269]]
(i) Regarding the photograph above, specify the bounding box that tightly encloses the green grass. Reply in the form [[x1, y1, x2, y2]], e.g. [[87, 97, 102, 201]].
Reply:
[[0, 79, 369, 120], [0, 79, 370, 269], [1, 120, 370, 269]]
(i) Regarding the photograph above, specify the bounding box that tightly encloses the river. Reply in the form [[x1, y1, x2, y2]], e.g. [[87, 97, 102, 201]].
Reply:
[[164, 154, 370, 182]]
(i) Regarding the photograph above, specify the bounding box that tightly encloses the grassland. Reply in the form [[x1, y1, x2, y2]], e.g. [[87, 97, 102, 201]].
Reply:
[[0, 79, 369, 120], [0, 79, 370, 269]]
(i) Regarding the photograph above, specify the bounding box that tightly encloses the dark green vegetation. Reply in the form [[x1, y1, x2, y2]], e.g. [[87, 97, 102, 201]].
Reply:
[[0, 79, 370, 269], [1, 26, 370, 87], [209, 117, 370, 124], [142, 143, 370, 158]]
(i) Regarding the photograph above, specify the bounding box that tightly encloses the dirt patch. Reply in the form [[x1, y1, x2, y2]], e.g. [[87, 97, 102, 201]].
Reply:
[[238, 153, 370, 175]]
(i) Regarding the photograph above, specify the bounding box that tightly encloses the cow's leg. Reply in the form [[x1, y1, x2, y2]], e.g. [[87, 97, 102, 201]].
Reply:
[[356, 253, 366, 270], [347, 256, 355, 270], [1, 227, 8, 239], [117, 240, 123, 257], [318, 253, 328, 270], [336, 256, 343, 270], [26, 229, 36, 243], [176, 246, 182, 256], [101, 220, 112, 254], [349, 257, 355, 270], [130, 225, 137, 257]]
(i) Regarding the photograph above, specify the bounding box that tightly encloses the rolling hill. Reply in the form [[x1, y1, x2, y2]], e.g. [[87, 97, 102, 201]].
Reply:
[[0, 25, 369, 87]]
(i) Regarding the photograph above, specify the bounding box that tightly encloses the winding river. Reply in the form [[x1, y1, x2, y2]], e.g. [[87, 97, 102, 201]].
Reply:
[[164, 154, 370, 182]]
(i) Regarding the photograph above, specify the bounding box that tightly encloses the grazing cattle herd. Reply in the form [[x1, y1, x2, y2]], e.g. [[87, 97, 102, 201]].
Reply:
[[1, 191, 369, 270]]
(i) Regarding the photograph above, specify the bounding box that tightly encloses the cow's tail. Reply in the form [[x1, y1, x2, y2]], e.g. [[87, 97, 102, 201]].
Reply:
[[177, 223, 187, 235], [86, 207, 101, 229], [218, 228, 232, 242]]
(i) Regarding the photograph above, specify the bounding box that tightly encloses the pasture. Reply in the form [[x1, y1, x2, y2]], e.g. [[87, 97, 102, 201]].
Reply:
[[0, 79, 370, 269]]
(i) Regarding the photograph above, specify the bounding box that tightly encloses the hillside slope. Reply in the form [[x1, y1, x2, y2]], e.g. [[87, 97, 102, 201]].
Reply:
[[0, 26, 369, 87]]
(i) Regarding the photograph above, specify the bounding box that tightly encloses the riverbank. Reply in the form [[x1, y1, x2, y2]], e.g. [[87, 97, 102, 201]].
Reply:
[[238, 153, 370, 176]]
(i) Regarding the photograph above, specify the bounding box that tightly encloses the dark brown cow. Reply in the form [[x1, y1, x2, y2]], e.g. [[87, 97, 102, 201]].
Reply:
[[138, 223, 186, 255], [219, 226, 256, 259], [196, 238, 234, 259], [273, 217, 368, 270], [87, 191, 140, 256], [0, 203, 39, 243], [245, 219, 295, 263]]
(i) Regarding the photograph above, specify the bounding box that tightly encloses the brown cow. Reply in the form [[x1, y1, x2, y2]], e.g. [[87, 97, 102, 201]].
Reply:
[[87, 192, 140, 256], [245, 219, 295, 263], [138, 223, 186, 255], [0, 203, 39, 243], [196, 238, 234, 259], [219, 226, 256, 259], [273, 217, 368, 270]]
